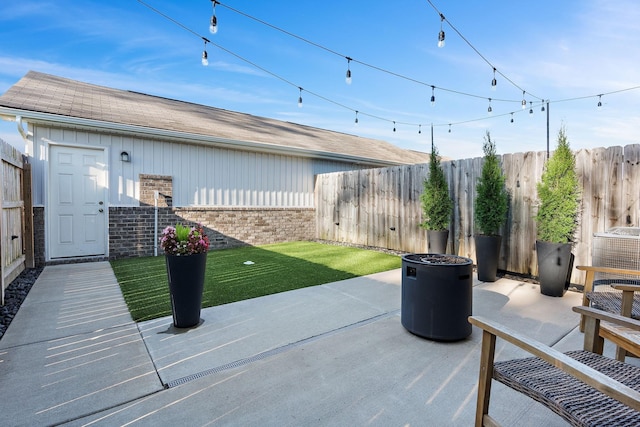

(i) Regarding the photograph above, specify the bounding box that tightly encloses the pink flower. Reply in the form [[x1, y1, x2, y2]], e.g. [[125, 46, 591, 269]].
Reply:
[[160, 223, 210, 255]]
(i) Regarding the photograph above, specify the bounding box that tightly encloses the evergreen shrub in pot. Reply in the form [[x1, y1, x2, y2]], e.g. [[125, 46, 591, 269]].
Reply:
[[535, 127, 581, 296], [474, 132, 509, 282], [420, 144, 453, 254]]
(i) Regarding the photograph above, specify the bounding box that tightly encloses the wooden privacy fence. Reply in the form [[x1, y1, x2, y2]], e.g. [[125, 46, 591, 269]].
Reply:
[[1, 139, 33, 305], [316, 144, 640, 285]]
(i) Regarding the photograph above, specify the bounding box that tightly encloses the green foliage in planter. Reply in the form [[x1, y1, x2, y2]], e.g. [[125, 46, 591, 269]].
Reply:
[[474, 132, 509, 236], [420, 144, 453, 231], [535, 127, 581, 244]]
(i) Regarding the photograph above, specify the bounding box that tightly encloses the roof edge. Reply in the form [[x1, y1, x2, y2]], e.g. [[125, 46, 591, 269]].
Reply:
[[0, 107, 408, 167]]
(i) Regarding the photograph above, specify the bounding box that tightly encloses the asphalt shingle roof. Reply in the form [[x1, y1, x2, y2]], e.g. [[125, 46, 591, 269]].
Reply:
[[0, 71, 430, 165]]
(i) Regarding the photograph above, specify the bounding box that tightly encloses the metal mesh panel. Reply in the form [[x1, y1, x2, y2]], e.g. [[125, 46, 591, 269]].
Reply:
[[592, 227, 640, 290]]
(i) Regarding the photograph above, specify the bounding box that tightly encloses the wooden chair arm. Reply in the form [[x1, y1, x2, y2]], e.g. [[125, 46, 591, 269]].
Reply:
[[576, 265, 640, 277], [573, 306, 640, 331], [612, 284, 640, 292], [469, 314, 640, 412]]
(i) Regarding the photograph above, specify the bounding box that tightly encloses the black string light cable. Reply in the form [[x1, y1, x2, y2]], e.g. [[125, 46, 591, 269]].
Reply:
[[135, 0, 639, 140], [135, 0, 435, 130], [425, 0, 544, 103], [432, 86, 640, 130], [211, 0, 528, 105]]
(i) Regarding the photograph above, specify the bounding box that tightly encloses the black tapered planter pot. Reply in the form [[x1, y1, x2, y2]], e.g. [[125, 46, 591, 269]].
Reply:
[[427, 229, 449, 254], [165, 252, 207, 328], [536, 241, 574, 297], [475, 235, 501, 282], [401, 254, 473, 341]]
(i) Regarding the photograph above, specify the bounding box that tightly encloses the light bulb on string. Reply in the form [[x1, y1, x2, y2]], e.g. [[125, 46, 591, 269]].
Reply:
[[297, 87, 303, 108], [209, 0, 218, 34], [510, 113, 514, 123], [491, 68, 497, 91], [529, 101, 533, 116], [345, 57, 352, 85], [201, 39, 209, 66], [437, 14, 445, 48], [597, 94, 603, 108], [487, 98, 493, 114], [541, 101, 545, 112], [418, 124, 422, 134], [521, 91, 527, 109], [430, 86, 436, 106], [393, 121, 396, 132], [448, 124, 451, 133], [354, 111, 359, 125]]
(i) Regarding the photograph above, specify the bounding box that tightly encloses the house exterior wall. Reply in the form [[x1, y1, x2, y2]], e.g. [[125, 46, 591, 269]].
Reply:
[[109, 206, 315, 260], [30, 125, 368, 208], [28, 124, 365, 263]]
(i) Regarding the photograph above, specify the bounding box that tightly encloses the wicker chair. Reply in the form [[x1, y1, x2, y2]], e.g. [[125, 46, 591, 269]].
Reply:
[[469, 307, 640, 427], [578, 265, 640, 360]]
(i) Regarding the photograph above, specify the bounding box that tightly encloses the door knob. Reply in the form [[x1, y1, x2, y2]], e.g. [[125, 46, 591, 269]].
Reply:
[[99, 208, 104, 213]]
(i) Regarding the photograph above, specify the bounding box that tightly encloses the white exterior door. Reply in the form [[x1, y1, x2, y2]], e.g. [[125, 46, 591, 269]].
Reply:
[[49, 145, 107, 258]]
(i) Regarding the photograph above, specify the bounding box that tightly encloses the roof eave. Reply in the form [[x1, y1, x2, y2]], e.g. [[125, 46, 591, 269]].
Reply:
[[0, 107, 406, 167]]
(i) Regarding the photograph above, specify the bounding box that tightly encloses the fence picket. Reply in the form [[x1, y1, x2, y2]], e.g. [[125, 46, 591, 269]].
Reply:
[[315, 144, 640, 285]]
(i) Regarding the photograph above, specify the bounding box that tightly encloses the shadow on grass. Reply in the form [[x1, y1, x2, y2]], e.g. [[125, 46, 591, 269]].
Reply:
[[110, 242, 401, 322]]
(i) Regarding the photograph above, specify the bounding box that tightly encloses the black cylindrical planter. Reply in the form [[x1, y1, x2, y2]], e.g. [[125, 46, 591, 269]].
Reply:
[[401, 254, 473, 341], [427, 230, 449, 254], [475, 235, 501, 282], [536, 241, 573, 297], [165, 252, 207, 328]]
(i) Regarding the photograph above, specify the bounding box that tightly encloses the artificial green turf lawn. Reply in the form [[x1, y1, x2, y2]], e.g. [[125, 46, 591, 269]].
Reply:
[[110, 241, 401, 322]]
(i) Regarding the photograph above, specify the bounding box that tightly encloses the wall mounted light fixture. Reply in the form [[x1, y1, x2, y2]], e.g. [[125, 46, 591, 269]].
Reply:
[[120, 151, 130, 162]]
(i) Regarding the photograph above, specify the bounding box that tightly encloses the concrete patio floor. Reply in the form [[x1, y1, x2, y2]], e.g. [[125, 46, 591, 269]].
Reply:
[[0, 261, 616, 426]]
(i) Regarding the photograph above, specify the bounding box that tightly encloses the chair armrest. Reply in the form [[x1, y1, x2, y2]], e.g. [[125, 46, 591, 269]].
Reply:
[[573, 306, 640, 331], [576, 265, 640, 277], [612, 284, 640, 292], [469, 315, 640, 411]]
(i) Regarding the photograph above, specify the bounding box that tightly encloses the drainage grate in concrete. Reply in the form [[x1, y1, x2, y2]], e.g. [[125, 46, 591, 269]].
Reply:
[[165, 310, 400, 388]]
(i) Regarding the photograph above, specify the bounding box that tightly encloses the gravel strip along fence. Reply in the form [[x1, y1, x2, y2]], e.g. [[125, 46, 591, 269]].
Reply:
[[0, 268, 43, 341]]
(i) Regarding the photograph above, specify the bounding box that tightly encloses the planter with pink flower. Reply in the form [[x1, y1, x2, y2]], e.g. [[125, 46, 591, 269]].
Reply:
[[160, 223, 210, 328]]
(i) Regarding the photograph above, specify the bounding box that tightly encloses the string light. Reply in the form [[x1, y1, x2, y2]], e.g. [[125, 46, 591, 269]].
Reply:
[[418, 124, 422, 134], [487, 98, 492, 114], [430, 86, 436, 106], [138, 0, 640, 140], [201, 39, 209, 66], [393, 121, 396, 132], [529, 101, 533, 116], [345, 57, 352, 85], [438, 13, 446, 48], [541, 101, 545, 112], [354, 110, 359, 124], [209, 0, 218, 34], [491, 68, 497, 91], [510, 113, 514, 123], [597, 94, 603, 108]]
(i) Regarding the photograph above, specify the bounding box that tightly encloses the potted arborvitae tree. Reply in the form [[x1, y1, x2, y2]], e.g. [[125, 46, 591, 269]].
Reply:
[[535, 127, 581, 297], [474, 132, 509, 282], [420, 144, 453, 254]]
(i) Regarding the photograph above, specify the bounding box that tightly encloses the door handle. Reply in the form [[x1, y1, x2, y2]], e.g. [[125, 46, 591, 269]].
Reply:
[[99, 208, 104, 213]]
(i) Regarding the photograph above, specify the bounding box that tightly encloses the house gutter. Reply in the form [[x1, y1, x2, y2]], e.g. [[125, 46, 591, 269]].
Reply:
[[0, 108, 408, 167], [0, 113, 32, 154]]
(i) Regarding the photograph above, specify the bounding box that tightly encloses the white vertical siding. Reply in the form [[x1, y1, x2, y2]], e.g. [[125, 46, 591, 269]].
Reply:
[[31, 126, 371, 208]]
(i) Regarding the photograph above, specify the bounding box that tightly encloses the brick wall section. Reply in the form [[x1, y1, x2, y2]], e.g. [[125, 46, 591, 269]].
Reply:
[[139, 174, 172, 207], [109, 207, 316, 259], [34, 174, 315, 263], [33, 207, 45, 267]]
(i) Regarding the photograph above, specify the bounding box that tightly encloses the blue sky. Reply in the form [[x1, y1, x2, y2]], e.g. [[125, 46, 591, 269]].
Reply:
[[1, 0, 638, 159]]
